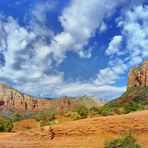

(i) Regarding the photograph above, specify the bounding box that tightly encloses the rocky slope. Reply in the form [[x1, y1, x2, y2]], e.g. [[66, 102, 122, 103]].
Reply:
[[75, 95, 107, 108], [0, 84, 104, 113], [118, 60, 148, 105], [104, 60, 148, 108]]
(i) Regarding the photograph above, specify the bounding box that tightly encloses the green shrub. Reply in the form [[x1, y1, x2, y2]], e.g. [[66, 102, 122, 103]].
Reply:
[[77, 106, 89, 119], [0, 117, 13, 132], [40, 120, 58, 126], [98, 106, 116, 116], [100, 109, 114, 116], [123, 101, 144, 114], [99, 101, 144, 116], [33, 111, 56, 126], [12, 113, 23, 122], [71, 113, 82, 120], [104, 134, 142, 148], [33, 112, 42, 121], [64, 113, 71, 117], [33, 111, 55, 122], [89, 106, 100, 116]]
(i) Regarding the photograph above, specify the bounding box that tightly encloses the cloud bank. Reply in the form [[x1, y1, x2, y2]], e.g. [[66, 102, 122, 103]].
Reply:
[[0, 0, 147, 99], [102, 4, 148, 86]]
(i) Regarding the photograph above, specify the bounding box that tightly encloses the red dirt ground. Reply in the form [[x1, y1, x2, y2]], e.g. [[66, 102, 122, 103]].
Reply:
[[0, 110, 147, 148], [12, 119, 40, 132]]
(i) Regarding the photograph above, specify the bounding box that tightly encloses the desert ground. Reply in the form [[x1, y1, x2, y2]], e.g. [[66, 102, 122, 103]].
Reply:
[[0, 110, 147, 148]]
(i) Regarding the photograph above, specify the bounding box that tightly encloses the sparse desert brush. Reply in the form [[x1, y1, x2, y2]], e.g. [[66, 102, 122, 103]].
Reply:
[[123, 101, 144, 114], [33, 111, 55, 122], [104, 134, 142, 148], [76, 106, 89, 119], [0, 117, 13, 132], [98, 100, 144, 116], [70, 113, 82, 120], [100, 109, 114, 116], [98, 105, 116, 116], [63, 112, 75, 117], [89, 106, 100, 116], [40, 120, 58, 127], [11, 113, 23, 122], [33, 111, 56, 126]]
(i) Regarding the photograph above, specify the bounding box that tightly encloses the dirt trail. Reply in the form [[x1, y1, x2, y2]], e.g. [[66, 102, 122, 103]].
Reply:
[[0, 110, 148, 148]]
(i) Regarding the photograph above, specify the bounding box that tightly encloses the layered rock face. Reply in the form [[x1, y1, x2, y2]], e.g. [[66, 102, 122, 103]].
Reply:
[[0, 84, 53, 112], [0, 84, 78, 112], [0, 85, 105, 113], [127, 60, 148, 90], [57, 96, 77, 112]]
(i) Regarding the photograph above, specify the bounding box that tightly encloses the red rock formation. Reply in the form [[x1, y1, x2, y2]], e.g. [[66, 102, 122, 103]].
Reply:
[[57, 96, 77, 112], [0, 84, 81, 113], [127, 60, 148, 90], [0, 84, 53, 112], [0, 85, 105, 113]]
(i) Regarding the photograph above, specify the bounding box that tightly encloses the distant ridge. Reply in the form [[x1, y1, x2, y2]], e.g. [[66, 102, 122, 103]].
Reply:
[[0, 84, 105, 115], [75, 95, 107, 108]]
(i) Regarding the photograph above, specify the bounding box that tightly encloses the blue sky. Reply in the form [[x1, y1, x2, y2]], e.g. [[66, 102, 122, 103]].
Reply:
[[0, 0, 148, 100]]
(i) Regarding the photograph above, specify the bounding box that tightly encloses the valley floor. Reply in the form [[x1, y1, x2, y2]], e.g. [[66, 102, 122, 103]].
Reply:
[[0, 110, 148, 148]]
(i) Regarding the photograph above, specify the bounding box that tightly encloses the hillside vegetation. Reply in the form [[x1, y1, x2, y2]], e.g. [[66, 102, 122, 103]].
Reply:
[[98, 86, 147, 116], [110, 86, 148, 106]]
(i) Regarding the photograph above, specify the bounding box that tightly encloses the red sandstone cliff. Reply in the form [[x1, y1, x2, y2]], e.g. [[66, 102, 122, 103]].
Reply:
[[0, 84, 103, 113], [0, 84, 52, 112], [127, 60, 148, 90], [0, 84, 77, 112]]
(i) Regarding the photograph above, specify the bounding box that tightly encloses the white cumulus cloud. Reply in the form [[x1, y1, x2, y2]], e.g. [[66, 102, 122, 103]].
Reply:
[[106, 35, 122, 56], [97, 4, 148, 89], [0, 0, 144, 100]]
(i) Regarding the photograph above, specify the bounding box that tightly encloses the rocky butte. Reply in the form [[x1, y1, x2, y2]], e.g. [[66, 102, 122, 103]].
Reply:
[[98, 60, 148, 107], [127, 60, 148, 90]]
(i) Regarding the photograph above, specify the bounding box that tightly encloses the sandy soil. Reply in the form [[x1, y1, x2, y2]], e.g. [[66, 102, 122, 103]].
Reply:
[[12, 119, 40, 132], [0, 110, 148, 148]]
